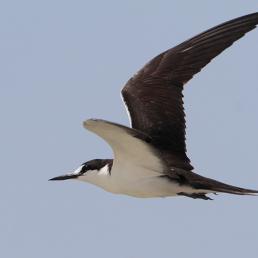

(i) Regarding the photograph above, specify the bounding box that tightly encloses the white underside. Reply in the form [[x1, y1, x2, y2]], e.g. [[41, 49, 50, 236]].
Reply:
[[81, 119, 210, 198], [78, 164, 210, 198]]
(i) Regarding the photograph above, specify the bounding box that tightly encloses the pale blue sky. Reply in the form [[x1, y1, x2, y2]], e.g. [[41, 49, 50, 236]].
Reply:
[[1, 1, 258, 258]]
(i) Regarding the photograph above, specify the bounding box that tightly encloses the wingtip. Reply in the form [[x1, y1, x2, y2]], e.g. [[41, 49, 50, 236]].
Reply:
[[83, 118, 99, 129]]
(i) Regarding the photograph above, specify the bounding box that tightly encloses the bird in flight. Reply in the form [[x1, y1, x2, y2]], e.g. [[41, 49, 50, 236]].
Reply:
[[50, 13, 258, 200]]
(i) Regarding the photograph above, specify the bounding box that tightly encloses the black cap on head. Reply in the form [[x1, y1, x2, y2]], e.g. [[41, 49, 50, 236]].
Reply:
[[49, 159, 113, 181]]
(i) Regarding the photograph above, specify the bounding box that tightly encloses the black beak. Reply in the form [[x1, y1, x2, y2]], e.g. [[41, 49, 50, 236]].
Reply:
[[49, 174, 78, 181]]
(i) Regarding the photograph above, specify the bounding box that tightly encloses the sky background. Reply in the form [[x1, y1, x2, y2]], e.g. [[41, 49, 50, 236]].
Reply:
[[1, 1, 258, 258]]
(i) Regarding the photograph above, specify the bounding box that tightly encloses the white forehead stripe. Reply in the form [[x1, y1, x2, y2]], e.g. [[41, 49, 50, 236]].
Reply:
[[72, 165, 84, 175]]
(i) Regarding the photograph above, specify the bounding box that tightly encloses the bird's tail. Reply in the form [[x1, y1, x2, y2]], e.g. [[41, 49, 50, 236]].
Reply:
[[175, 169, 258, 199], [189, 172, 258, 196], [201, 179, 258, 196]]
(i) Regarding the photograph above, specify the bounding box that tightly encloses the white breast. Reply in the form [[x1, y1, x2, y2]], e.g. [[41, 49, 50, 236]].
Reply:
[[110, 163, 198, 197]]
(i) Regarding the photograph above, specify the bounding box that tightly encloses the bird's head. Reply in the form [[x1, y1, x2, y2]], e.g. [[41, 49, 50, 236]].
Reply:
[[49, 159, 112, 182]]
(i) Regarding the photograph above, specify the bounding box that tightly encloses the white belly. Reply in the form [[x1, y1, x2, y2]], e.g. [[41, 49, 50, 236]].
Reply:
[[104, 165, 196, 198], [112, 176, 192, 198], [78, 163, 209, 198]]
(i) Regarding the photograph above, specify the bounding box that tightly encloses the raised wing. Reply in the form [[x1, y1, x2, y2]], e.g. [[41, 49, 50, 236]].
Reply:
[[122, 12, 258, 170]]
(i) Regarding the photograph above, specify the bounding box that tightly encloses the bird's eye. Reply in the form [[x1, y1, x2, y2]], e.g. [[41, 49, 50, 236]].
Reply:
[[80, 165, 88, 174]]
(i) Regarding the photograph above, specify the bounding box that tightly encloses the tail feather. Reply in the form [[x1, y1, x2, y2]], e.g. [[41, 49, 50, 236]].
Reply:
[[201, 180, 258, 196], [192, 173, 258, 196], [174, 169, 258, 196]]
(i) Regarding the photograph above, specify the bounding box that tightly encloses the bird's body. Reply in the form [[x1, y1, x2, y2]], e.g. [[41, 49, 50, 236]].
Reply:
[[50, 13, 258, 200], [80, 168, 197, 198]]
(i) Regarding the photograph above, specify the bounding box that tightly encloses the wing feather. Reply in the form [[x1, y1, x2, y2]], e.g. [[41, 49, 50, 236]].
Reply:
[[122, 13, 258, 170]]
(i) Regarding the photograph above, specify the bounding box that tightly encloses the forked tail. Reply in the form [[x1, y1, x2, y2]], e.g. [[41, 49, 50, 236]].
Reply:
[[191, 172, 258, 196], [175, 169, 258, 200], [203, 179, 258, 196]]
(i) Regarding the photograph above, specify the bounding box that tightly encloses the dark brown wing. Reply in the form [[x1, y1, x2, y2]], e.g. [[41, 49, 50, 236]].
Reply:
[[122, 13, 258, 170]]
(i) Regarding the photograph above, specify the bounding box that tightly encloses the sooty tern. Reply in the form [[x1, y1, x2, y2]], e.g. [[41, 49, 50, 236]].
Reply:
[[50, 13, 258, 200]]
